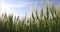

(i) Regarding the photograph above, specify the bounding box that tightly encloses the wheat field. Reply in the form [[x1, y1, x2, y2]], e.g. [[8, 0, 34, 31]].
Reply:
[[0, 0, 60, 32]]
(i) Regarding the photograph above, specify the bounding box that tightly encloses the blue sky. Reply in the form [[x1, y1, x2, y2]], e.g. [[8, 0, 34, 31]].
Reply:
[[0, 0, 60, 17]]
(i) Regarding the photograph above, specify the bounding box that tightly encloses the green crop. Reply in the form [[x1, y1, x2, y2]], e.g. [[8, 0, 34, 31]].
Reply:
[[0, 0, 60, 32]]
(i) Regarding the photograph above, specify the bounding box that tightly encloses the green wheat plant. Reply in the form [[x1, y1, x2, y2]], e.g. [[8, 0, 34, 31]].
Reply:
[[0, 0, 60, 32]]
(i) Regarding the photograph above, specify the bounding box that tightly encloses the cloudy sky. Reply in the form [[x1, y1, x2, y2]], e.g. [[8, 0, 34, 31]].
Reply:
[[0, 0, 60, 17]]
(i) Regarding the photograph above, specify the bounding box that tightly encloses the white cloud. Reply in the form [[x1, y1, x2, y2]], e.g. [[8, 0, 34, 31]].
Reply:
[[0, 1, 28, 17], [1, 2, 29, 8]]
